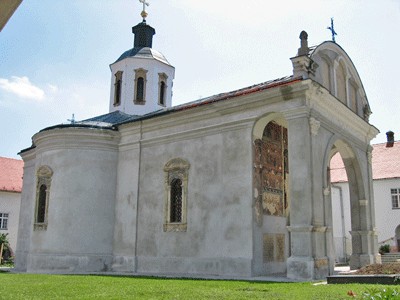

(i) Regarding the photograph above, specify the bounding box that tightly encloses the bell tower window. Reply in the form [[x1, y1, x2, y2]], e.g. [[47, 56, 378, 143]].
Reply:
[[113, 71, 123, 106], [134, 68, 147, 105], [158, 73, 168, 106]]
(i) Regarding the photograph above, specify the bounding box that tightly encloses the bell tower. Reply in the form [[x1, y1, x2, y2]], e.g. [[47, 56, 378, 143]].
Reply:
[[109, 1, 175, 116]]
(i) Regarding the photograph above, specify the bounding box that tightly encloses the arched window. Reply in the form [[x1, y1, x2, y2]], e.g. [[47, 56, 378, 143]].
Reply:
[[134, 68, 147, 104], [136, 77, 144, 101], [37, 184, 47, 223], [113, 71, 123, 106], [159, 81, 166, 106], [158, 73, 168, 106], [34, 165, 53, 230], [163, 158, 190, 232], [170, 178, 182, 223]]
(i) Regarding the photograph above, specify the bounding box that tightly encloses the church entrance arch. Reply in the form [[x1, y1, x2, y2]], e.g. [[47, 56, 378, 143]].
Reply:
[[252, 113, 290, 276]]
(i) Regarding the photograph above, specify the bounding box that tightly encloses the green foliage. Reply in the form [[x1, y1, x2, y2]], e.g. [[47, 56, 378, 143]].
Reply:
[[0, 233, 10, 248], [379, 244, 391, 254], [0, 233, 13, 266], [361, 287, 400, 299]]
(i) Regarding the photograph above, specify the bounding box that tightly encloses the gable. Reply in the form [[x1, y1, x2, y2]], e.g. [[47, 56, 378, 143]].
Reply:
[[310, 42, 370, 121]]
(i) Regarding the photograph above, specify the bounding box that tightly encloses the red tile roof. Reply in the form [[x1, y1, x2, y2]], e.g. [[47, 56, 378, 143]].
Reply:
[[0, 156, 23, 193], [330, 141, 400, 183]]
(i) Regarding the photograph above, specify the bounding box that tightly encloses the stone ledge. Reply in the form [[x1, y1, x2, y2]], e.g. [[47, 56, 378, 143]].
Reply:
[[327, 274, 400, 285]]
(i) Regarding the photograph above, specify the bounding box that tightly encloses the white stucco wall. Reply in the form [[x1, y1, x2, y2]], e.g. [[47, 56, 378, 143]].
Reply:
[[331, 177, 400, 258], [109, 56, 175, 116], [373, 178, 400, 248], [0, 191, 21, 252]]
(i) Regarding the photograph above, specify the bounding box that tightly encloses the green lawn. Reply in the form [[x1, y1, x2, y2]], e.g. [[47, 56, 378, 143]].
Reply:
[[0, 272, 397, 299]]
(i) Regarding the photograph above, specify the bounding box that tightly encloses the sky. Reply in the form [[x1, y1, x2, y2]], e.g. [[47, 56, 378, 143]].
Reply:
[[1, 0, 399, 159]]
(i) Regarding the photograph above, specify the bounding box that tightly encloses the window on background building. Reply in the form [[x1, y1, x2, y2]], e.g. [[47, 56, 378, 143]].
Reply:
[[163, 158, 190, 232], [34, 166, 53, 230], [391, 188, 400, 209], [113, 71, 123, 106], [0, 213, 8, 230], [134, 68, 148, 104]]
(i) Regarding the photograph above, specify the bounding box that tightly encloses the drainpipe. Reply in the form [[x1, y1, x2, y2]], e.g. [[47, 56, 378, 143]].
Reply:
[[331, 184, 347, 263]]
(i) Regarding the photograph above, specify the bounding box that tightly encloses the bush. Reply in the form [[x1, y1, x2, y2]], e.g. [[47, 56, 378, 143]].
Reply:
[[361, 287, 399, 299], [0, 233, 13, 265], [379, 244, 391, 255]]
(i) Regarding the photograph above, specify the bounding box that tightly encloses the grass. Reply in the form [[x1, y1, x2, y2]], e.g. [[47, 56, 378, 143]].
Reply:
[[0, 273, 398, 299]]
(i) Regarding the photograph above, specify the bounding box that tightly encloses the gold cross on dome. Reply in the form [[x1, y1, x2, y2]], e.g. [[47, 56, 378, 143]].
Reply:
[[139, 0, 150, 20]]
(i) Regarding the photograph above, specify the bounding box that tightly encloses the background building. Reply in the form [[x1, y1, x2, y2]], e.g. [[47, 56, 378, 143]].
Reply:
[[0, 156, 23, 252], [331, 133, 400, 262]]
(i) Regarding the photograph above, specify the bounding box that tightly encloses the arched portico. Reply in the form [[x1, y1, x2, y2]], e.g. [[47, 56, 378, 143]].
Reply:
[[324, 138, 380, 270]]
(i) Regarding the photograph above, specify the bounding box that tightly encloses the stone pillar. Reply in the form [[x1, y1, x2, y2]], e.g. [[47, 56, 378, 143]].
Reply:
[[349, 148, 381, 268], [285, 112, 315, 280]]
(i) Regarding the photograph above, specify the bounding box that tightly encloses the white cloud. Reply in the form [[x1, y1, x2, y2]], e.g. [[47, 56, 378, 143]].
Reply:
[[0, 76, 45, 101]]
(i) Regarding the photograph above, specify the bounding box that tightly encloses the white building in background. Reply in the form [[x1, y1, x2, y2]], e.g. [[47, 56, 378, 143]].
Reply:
[[0, 157, 23, 252], [331, 133, 400, 263], [15, 7, 381, 281]]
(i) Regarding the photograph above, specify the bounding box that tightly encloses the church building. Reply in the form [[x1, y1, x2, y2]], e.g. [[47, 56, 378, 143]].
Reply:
[[15, 7, 381, 281]]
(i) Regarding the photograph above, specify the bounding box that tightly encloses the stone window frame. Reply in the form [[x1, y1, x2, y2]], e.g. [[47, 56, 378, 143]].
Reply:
[[0, 213, 8, 230], [133, 68, 148, 105], [163, 158, 190, 232], [390, 188, 400, 209], [113, 71, 123, 106], [34, 166, 53, 231], [158, 72, 168, 107]]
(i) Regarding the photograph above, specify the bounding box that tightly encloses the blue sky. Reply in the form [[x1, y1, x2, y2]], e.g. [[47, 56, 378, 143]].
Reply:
[[1, 0, 399, 158]]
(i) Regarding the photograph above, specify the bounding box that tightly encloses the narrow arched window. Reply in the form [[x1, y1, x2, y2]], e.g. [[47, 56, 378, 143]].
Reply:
[[170, 178, 182, 223], [163, 158, 190, 232], [113, 71, 123, 106], [159, 81, 166, 106], [34, 165, 53, 230], [136, 77, 144, 101], [37, 184, 47, 223]]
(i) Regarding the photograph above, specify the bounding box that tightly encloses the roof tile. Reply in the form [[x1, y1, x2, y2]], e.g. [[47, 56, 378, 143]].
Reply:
[[0, 156, 23, 193]]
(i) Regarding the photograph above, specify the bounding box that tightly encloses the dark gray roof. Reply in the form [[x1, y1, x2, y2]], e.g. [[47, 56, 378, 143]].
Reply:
[[79, 110, 140, 126], [113, 47, 172, 66]]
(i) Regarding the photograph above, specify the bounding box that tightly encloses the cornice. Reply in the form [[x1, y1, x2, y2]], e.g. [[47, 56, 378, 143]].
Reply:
[[33, 127, 120, 153], [306, 82, 378, 144]]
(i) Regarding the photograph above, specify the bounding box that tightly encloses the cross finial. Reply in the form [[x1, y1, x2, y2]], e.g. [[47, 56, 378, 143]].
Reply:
[[139, 0, 150, 21], [327, 17, 337, 43], [67, 113, 75, 124]]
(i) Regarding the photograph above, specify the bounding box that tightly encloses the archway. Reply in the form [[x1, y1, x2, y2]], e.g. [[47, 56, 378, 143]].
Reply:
[[252, 113, 290, 276], [325, 138, 374, 270]]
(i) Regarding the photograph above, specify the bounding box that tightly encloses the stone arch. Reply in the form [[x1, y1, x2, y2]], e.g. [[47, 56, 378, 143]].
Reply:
[[252, 112, 290, 276], [323, 135, 377, 269]]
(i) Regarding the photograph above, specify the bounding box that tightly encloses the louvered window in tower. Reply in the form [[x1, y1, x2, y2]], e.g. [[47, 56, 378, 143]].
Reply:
[[136, 77, 144, 101], [159, 81, 166, 106]]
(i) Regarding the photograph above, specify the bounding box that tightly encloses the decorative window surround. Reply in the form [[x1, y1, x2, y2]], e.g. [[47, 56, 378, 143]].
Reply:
[[134, 68, 148, 104], [34, 166, 53, 231], [163, 158, 190, 232], [113, 71, 123, 106]]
